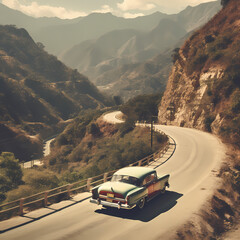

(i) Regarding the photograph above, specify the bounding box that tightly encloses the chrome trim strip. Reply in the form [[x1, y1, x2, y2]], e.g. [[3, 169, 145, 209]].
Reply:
[[99, 194, 125, 202], [90, 198, 136, 209]]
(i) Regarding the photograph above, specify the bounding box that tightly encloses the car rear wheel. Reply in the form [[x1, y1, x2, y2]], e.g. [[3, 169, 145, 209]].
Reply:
[[161, 186, 166, 194], [137, 198, 145, 209]]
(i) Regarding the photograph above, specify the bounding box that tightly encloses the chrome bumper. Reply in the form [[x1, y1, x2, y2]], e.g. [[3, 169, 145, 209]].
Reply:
[[90, 198, 135, 209]]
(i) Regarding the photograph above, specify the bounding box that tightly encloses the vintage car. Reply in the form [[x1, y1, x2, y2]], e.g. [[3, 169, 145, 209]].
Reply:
[[90, 166, 170, 210]]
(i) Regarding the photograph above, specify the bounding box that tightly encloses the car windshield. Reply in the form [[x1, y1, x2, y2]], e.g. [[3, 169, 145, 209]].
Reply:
[[111, 175, 141, 186]]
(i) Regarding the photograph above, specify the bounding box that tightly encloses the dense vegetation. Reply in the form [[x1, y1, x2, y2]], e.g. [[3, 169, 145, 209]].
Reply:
[[120, 93, 163, 122], [46, 109, 167, 179], [0, 152, 23, 201]]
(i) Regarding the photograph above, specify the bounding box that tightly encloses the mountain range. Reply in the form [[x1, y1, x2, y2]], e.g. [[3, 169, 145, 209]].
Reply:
[[59, 1, 221, 100], [0, 1, 221, 101], [0, 1, 221, 57]]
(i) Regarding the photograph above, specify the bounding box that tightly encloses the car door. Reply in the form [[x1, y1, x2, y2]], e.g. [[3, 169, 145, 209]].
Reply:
[[143, 173, 157, 198]]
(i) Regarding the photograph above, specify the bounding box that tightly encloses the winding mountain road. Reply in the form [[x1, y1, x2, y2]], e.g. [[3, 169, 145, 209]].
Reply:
[[1, 111, 225, 240]]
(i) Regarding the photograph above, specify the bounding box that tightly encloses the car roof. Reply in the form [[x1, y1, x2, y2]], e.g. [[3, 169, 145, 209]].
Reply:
[[113, 167, 156, 180]]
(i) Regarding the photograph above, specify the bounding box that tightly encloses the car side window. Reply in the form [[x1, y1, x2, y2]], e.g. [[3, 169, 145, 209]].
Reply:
[[142, 173, 157, 185]]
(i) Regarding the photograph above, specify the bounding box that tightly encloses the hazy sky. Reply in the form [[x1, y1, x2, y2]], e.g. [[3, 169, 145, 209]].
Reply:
[[1, 0, 218, 19]]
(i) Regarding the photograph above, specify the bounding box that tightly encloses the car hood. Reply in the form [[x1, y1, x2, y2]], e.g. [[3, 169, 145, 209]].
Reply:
[[98, 182, 138, 198]]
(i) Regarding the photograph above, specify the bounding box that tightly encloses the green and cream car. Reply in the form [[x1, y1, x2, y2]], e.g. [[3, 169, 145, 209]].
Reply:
[[90, 167, 170, 209]]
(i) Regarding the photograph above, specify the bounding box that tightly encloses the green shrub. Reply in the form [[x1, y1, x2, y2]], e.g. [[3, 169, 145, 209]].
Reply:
[[118, 118, 135, 137], [6, 185, 34, 202], [23, 169, 59, 190], [120, 93, 162, 121], [60, 171, 83, 184], [204, 115, 215, 132], [0, 152, 23, 189]]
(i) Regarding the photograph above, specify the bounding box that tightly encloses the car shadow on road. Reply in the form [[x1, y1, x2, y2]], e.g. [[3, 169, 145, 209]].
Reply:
[[95, 190, 183, 222]]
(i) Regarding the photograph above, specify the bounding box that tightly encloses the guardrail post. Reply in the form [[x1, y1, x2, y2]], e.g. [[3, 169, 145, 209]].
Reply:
[[44, 191, 49, 207], [138, 160, 142, 166], [147, 157, 150, 166], [19, 198, 24, 215], [67, 184, 72, 198], [103, 173, 108, 182], [87, 178, 92, 191]]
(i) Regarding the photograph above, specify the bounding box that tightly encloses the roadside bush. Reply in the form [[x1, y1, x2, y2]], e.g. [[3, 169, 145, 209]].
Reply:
[[23, 169, 59, 190], [0, 152, 23, 189], [118, 118, 135, 137], [60, 171, 83, 184], [6, 185, 34, 202], [120, 93, 162, 122]]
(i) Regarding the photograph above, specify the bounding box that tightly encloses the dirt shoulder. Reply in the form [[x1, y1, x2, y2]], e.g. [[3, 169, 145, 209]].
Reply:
[[175, 145, 240, 240]]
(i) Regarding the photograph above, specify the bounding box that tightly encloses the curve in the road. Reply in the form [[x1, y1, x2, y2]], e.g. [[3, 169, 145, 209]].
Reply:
[[1, 111, 225, 240]]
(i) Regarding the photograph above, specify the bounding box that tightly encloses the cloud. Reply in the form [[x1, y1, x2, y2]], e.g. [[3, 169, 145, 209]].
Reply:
[[2, 0, 87, 19], [117, 0, 156, 11], [123, 12, 145, 18], [117, 0, 218, 13], [93, 5, 114, 14]]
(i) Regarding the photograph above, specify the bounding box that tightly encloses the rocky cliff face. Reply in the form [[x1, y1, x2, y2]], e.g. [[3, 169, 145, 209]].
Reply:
[[158, 0, 240, 145]]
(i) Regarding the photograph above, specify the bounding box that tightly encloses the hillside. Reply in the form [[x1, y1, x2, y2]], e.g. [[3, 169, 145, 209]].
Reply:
[[158, 0, 240, 238], [61, 18, 186, 77], [44, 110, 167, 179], [0, 25, 110, 161], [158, 0, 239, 145], [97, 51, 171, 101]]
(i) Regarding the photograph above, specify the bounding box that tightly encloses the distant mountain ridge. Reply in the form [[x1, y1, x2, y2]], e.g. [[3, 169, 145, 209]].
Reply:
[[0, 1, 221, 56], [60, 18, 187, 92]]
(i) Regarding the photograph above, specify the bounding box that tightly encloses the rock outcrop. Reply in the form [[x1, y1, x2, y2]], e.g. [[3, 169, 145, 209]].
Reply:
[[158, 0, 240, 145]]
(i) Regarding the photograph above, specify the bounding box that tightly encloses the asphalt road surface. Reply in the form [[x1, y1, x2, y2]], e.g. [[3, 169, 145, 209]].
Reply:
[[1, 111, 225, 240]]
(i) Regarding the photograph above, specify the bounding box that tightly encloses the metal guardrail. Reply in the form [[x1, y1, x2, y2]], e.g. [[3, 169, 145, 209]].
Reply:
[[0, 122, 174, 221]]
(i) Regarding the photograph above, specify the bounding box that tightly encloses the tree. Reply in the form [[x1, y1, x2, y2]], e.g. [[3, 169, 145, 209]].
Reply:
[[171, 48, 180, 63], [0, 152, 23, 188], [0, 152, 23, 202], [36, 42, 45, 50], [113, 96, 123, 106], [87, 122, 100, 136]]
